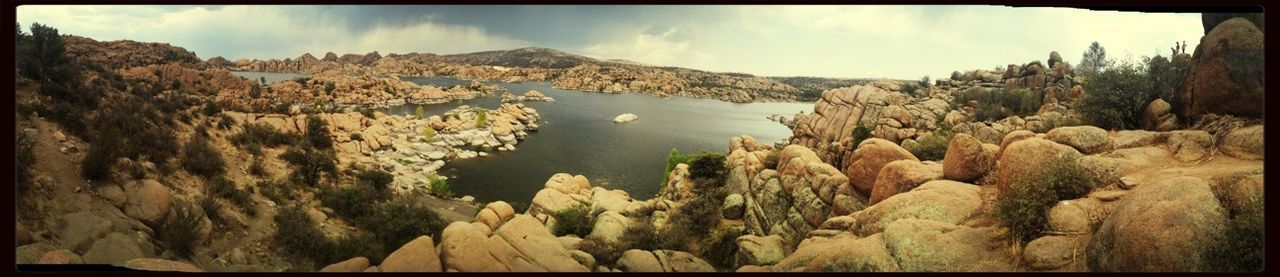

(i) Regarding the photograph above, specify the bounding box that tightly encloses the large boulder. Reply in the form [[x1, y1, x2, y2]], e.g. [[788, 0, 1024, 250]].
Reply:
[[57, 212, 114, 252], [1219, 125, 1263, 160], [842, 139, 919, 194], [1180, 17, 1265, 118], [882, 219, 1007, 272], [123, 258, 204, 272], [616, 250, 664, 272], [941, 133, 996, 182], [123, 179, 173, 227], [868, 160, 943, 205], [82, 233, 144, 266], [850, 180, 982, 236], [736, 234, 789, 267], [1141, 98, 1179, 131], [37, 250, 84, 264], [1087, 176, 1226, 271], [587, 211, 630, 244], [995, 138, 1082, 192], [1046, 126, 1112, 154], [379, 236, 442, 272], [1023, 235, 1084, 270], [320, 257, 372, 272], [768, 233, 899, 272]]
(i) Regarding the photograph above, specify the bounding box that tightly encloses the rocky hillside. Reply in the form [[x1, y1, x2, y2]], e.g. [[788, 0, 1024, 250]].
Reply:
[[213, 47, 879, 103], [15, 13, 1264, 272]]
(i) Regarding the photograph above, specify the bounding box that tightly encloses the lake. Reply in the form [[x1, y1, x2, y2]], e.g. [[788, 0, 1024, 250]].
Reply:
[[389, 76, 813, 203]]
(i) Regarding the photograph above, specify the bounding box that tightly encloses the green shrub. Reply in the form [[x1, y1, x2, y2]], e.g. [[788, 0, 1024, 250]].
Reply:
[[1205, 172, 1264, 272], [427, 173, 453, 199], [259, 180, 296, 205], [280, 147, 338, 187], [958, 88, 1041, 122], [321, 185, 381, 220], [274, 204, 333, 263], [1078, 60, 1154, 130], [551, 203, 593, 238], [16, 130, 36, 195], [660, 148, 693, 188], [305, 115, 333, 149], [992, 155, 1096, 242], [698, 226, 744, 269], [415, 105, 426, 119], [620, 221, 667, 251], [664, 192, 725, 249], [904, 129, 952, 161], [231, 122, 295, 149], [357, 169, 395, 195], [474, 109, 488, 128], [158, 200, 205, 258], [423, 127, 436, 141], [248, 158, 267, 177], [687, 152, 727, 184], [577, 237, 624, 265], [851, 123, 873, 146], [1146, 54, 1190, 117], [209, 177, 257, 217], [330, 232, 387, 265], [200, 196, 223, 226], [356, 201, 448, 253], [182, 137, 226, 179], [202, 102, 222, 117]]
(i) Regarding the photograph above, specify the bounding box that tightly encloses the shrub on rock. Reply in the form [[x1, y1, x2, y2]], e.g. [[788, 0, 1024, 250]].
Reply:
[[993, 155, 1096, 242], [551, 203, 593, 238], [157, 200, 205, 258]]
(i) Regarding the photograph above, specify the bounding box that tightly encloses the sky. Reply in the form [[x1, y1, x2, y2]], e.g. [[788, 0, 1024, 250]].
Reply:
[[16, 5, 1204, 80]]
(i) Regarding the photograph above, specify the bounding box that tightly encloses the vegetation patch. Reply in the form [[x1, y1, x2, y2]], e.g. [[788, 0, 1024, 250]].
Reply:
[[182, 137, 227, 179], [208, 177, 258, 217], [992, 155, 1096, 242], [1205, 171, 1264, 272], [904, 129, 953, 161], [158, 200, 205, 258], [551, 203, 594, 238], [698, 226, 745, 269]]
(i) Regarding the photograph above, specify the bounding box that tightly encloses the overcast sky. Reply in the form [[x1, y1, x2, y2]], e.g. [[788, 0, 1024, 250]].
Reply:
[[17, 5, 1204, 79]]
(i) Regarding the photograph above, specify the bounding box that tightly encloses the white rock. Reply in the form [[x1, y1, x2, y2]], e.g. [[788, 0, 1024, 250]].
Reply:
[[613, 113, 639, 123]]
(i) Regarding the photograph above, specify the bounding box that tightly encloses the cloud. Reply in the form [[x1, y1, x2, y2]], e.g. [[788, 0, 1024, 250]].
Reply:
[[578, 26, 716, 69], [17, 5, 1202, 79], [17, 5, 531, 60]]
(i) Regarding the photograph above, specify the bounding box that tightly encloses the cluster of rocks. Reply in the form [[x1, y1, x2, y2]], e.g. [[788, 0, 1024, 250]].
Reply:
[[502, 90, 554, 102], [226, 102, 541, 194], [789, 82, 951, 163], [550, 64, 802, 103]]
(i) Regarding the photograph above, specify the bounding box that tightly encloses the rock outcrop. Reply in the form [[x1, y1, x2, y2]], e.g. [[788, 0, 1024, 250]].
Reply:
[[1179, 17, 1265, 118], [1087, 176, 1225, 271]]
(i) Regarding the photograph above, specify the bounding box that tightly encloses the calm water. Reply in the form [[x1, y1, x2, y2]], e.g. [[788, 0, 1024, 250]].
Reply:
[[389, 76, 813, 203], [230, 71, 311, 84]]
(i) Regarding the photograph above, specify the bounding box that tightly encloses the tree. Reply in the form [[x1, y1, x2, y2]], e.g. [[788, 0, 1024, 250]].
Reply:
[[1146, 54, 1191, 117], [920, 75, 931, 87], [20, 23, 73, 84], [1077, 59, 1153, 130], [1077, 41, 1111, 76]]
